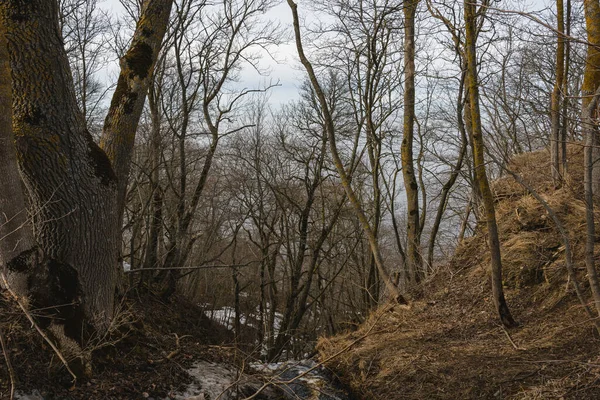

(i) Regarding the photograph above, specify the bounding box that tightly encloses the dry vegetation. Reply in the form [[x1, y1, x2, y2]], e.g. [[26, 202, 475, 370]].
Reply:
[[318, 144, 600, 399], [0, 290, 237, 399]]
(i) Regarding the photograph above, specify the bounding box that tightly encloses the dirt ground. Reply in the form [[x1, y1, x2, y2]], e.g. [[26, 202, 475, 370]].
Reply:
[[0, 289, 236, 399]]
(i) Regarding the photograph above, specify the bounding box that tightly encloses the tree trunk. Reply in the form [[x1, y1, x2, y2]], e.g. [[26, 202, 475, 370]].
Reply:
[[464, 0, 517, 328], [583, 88, 600, 316], [582, 0, 600, 197], [427, 72, 468, 268], [1, 0, 120, 331], [550, 0, 565, 186], [561, 0, 571, 177], [402, 0, 422, 284], [287, 0, 402, 302], [0, 22, 36, 286], [141, 81, 163, 284], [0, 0, 174, 377], [100, 0, 173, 218]]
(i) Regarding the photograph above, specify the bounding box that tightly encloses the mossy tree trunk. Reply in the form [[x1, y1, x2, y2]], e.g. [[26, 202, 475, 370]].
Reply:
[[100, 0, 174, 219], [464, 0, 517, 328], [1, 0, 119, 331], [0, 21, 36, 284], [582, 0, 600, 197], [0, 0, 173, 377], [550, 0, 565, 186], [402, 0, 423, 284]]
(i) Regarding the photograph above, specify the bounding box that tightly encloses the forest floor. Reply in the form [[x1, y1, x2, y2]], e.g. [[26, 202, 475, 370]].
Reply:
[[3, 145, 600, 400], [0, 289, 241, 399], [318, 144, 600, 399]]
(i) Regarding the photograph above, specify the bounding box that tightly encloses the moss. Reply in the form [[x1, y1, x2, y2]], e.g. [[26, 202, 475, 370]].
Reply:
[[6, 0, 30, 22], [88, 139, 117, 186], [125, 42, 153, 79]]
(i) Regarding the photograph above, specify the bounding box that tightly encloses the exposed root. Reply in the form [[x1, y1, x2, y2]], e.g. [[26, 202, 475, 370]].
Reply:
[[0, 272, 77, 387]]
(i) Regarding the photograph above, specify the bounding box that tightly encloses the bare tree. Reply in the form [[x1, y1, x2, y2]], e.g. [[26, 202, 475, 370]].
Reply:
[[287, 0, 403, 302], [464, 0, 516, 327]]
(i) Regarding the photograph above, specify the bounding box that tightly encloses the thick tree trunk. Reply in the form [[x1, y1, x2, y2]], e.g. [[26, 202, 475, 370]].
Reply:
[[1, 0, 173, 377], [0, 23, 36, 288], [464, 0, 517, 328], [402, 0, 422, 284], [1, 0, 119, 334]]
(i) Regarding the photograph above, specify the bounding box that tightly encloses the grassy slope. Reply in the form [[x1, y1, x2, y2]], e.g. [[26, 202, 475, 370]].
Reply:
[[318, 145, 600, 399]]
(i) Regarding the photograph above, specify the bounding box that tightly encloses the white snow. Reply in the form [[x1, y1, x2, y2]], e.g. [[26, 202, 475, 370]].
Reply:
[[172, 361, 239, 400]]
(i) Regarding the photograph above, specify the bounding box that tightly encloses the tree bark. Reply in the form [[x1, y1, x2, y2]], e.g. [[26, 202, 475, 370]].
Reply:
[[464, 0, 517, 328], [582, 0, 600, 197], [583, 88, 600, 316], [550, 0, 565, 185], [1, 0, 120, 332], [0, 21, 36, 287], [100, 0, 173, 218], [1, 0, 174, 377], [561, 0, 571, 177], [402, 0, 423, 284]]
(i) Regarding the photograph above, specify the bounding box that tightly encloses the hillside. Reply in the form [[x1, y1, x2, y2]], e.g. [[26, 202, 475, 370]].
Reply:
[[318, 145, 600, 399], [2, 145, 600, 400]]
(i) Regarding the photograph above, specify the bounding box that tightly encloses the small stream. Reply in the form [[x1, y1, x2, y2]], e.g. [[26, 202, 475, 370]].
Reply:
[[15, 360, 352, 400], [174, 359, 351, 400]]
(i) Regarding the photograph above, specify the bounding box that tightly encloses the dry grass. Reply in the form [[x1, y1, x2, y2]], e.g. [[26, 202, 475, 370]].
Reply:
[[318, 144, 600, 399]]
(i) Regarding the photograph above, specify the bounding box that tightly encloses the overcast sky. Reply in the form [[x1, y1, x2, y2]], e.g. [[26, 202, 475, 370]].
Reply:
[[99, 0, 301, 107], [97, 0, 556, 108]]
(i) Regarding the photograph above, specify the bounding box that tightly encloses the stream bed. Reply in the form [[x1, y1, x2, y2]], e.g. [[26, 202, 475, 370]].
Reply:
[[174, 359, 351, 400]]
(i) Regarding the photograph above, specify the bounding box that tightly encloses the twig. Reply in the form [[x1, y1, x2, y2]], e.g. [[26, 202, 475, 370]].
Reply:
[[124, 261, 258, 273], [166, 333, 191, 360], [0, 327, 15, 400], [151, 333, 191, 364], [501, 325, 526, 351], [0, 272, 77, 386]]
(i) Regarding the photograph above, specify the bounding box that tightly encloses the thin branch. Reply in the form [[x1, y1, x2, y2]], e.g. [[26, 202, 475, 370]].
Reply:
[[0, 327, 15, 400], [124, 260, 260, 273]]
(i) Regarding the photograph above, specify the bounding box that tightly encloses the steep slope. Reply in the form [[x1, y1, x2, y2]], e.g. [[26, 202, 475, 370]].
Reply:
[[318, 145, 600, 399]]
